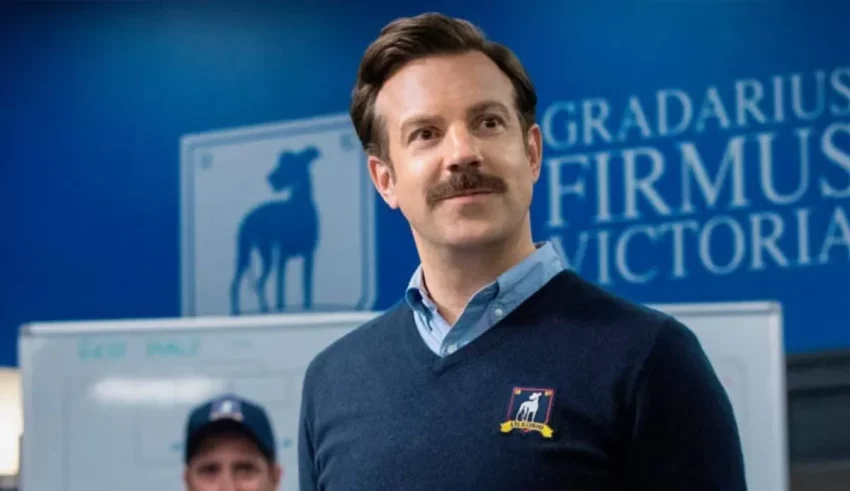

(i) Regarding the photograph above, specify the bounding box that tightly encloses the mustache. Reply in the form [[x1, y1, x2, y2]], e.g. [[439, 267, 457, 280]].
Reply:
[[426, 168, 508, 206]]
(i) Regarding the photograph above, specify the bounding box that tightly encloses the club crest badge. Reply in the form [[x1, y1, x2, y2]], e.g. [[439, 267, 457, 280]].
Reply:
[[500, 387, 556, 438]]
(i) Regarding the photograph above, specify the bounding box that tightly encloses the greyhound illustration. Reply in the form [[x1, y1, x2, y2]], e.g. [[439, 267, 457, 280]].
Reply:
[[230, 146, 320, 315], [515, 392, 542, 422]]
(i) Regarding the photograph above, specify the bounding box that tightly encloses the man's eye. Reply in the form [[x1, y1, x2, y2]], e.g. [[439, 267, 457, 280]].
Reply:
[[411, 128, 436, 142], [234, 463, 260, 476], [479, 116, 504, 129], [198, 464, 218, 475]]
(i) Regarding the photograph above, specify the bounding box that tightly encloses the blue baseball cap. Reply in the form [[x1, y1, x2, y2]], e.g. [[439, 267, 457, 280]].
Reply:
[[184, 393, 277, 464]]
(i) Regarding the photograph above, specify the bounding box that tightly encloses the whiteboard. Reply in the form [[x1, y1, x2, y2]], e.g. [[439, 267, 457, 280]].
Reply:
[[18, 302, 786, 491], [18, 312, 377, 491]]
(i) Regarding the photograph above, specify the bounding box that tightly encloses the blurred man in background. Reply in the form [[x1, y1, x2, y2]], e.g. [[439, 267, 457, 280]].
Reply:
[[184, 393, 282, 491], [298, 11, 746, 491]]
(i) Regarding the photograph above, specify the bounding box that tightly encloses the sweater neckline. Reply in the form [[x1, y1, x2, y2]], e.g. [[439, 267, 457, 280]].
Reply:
[[396, 270, 573, 373]]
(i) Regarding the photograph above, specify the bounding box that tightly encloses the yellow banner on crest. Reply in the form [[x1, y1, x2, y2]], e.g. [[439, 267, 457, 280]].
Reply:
[[499, 420, 554, 438]]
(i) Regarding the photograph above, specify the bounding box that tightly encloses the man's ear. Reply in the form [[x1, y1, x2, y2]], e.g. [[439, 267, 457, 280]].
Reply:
[[271, 463, 283, 487], [368, 155, 398, 209], [526, 124, 543, 183]]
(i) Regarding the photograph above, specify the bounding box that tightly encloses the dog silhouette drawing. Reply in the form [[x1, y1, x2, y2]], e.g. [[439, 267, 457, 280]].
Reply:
[[230, 146, 320, 315], [515, 392, 543, 422]]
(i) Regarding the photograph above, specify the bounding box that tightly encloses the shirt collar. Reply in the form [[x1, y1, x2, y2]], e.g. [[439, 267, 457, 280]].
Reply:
[[404, 241, 563, 311]]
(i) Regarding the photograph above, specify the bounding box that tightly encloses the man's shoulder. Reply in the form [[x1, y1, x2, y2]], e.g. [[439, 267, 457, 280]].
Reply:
[[550, 270, 711, 373], [302, 301, 410, 383], [533, 270, 709, 372], [544, 270, 676, 335], [543, 271, 715, 395]]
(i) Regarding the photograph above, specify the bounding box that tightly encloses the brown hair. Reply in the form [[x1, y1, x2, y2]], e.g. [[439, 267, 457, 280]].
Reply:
[[349, 12, 538, 163]]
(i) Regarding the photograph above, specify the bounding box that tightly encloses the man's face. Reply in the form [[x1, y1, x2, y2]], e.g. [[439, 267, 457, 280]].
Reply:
[[184, 434, 281, 491], [369, 50, 542, 251]]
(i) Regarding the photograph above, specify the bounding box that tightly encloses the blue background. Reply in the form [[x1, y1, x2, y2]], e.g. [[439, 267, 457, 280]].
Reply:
[[2, 1, 848, 366]]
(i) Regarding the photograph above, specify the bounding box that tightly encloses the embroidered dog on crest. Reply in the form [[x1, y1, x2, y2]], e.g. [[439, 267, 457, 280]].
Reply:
[[500, 387, 556, 438]]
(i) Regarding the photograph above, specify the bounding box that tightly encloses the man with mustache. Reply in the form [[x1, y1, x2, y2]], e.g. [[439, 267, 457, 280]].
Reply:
[[298, 12, 746, 491]]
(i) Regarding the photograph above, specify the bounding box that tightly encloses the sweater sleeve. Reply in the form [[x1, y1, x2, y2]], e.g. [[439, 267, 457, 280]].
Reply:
[[625, 319, 748, 490], [298, 369, 319, 491]]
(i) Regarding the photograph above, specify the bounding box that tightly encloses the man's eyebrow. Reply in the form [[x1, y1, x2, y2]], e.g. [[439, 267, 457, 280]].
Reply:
[[467, 100, 511, 117], [399, 114, 444, 143]]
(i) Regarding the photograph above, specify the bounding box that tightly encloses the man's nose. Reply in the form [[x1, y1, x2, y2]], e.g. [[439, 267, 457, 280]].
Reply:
[[217, 476, 237, 491], [445, 124, 482, 171]]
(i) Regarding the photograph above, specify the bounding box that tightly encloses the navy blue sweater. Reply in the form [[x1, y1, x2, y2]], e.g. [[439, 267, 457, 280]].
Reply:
[[298, 270, 747, 490]]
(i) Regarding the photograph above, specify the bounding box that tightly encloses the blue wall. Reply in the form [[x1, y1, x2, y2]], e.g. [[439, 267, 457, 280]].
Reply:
[[2, 1, 848, 366]]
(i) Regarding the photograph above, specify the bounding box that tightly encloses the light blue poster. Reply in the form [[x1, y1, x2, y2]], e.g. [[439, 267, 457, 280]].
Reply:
[[180, 115, 376, 316]]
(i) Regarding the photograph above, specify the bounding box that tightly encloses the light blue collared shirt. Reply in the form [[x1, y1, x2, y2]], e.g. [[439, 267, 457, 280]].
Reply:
[[404, 241, 566, 357]]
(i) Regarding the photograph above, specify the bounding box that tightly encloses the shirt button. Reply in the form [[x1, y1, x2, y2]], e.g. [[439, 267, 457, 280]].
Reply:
[[494, 307, 504, 317], [447, 344, 458, 354]]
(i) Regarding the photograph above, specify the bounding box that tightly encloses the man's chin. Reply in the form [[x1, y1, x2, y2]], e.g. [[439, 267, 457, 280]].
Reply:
[[435, 223, 508, 250]]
